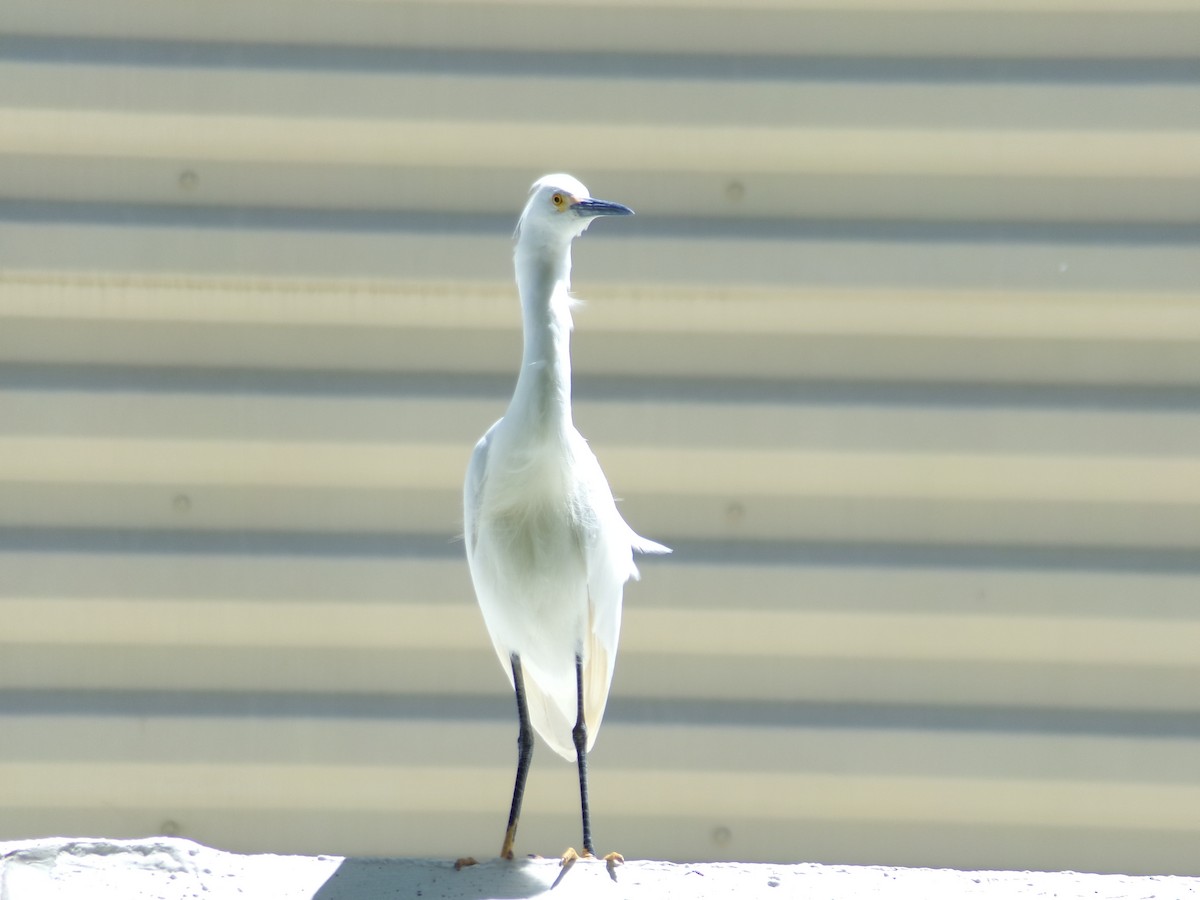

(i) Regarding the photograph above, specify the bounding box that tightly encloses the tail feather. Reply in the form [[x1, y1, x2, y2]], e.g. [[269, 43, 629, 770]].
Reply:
[[632, 534, 671, 556], [522, 669, 578, 761]]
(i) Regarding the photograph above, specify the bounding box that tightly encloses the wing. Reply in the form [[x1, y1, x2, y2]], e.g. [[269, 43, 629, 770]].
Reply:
[[463, 419, 500, 566], [573, 437, 671, 749]]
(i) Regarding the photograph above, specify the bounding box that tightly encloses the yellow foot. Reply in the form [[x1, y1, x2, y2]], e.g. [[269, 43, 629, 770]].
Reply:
[[604, 852, 624, 881], [453, 857, 478, 870], [554, 849, 622, 882], [551, 848, 581, 889]]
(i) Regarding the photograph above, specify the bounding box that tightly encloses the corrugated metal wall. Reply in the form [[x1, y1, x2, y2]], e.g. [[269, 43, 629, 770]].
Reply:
[[2, 0, 1199, 876]]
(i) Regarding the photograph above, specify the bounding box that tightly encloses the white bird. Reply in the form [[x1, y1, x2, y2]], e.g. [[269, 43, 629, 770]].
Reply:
[[463, 174, 669, 861]]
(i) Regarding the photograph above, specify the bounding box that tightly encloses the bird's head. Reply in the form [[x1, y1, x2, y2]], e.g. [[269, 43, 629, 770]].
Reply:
[[514, 174, 634, 249]]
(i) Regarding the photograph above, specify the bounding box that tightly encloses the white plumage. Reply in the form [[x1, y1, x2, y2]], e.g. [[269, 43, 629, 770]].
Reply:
[[463, 174, 668, 856]]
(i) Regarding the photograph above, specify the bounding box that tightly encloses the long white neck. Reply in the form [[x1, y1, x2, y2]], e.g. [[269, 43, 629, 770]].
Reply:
[[508, 241, 574, 435]]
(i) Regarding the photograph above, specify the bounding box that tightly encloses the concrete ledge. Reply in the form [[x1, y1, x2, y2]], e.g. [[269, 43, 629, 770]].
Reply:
[[2, 838, 1199, 900]]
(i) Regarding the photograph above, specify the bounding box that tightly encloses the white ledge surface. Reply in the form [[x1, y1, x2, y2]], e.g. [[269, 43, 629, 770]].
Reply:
[[2, 838, 1199, 900]]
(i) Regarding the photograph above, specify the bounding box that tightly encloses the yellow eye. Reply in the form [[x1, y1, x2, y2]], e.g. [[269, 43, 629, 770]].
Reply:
[[551, 193, 565, 208]]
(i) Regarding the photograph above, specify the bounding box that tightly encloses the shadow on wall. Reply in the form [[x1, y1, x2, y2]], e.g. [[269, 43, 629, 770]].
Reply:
[[313, 857, 548, 900]]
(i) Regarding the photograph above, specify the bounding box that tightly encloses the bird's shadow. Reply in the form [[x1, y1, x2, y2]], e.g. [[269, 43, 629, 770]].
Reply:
[[312, 857, 551, 900]]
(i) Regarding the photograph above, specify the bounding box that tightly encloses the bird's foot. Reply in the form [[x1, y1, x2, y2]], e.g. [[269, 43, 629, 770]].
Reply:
[[550, 848, 582, 889], [453, 857, 478, 870], [556, 848, 622, 882], [603, 851, 624, 880]]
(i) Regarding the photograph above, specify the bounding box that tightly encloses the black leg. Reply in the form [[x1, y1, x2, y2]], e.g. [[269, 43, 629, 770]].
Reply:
[[500, 653, 534, 860], [572, 654, 596, 857]]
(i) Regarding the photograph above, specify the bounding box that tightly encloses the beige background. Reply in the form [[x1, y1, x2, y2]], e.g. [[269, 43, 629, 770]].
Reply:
[[1, 0, 1199, 875]]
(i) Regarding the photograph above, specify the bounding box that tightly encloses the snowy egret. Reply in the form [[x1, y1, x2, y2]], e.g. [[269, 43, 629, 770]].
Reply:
[[463, 174, 669, 862]]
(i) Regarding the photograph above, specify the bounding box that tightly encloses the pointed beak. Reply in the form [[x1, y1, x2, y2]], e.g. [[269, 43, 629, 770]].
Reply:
[[571, 197, 634, 218]]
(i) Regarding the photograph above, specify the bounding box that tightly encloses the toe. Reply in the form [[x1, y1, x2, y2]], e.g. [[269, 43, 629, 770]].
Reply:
[[604, 852, 624, 881]]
